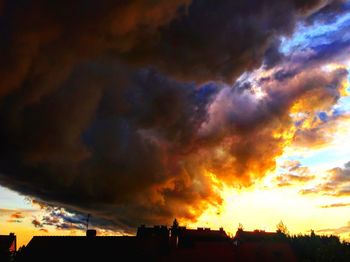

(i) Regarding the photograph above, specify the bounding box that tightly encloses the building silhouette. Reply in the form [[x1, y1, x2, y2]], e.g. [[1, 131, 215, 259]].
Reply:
[[234, 229, 296, 262], [15, 222, 299, 261], [0, 233, 16, 262], [168, 224, 235, 262]]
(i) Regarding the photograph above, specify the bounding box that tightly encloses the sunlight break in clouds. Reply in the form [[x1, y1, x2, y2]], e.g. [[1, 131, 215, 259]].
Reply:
[[0, 0, 350, 245]]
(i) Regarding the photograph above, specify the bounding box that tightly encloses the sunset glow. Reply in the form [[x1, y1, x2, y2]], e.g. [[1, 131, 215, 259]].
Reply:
[[1, 0, 350, 249]]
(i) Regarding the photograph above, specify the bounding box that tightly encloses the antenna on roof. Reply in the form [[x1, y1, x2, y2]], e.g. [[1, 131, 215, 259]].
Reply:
[[86, 214, 91, 231]]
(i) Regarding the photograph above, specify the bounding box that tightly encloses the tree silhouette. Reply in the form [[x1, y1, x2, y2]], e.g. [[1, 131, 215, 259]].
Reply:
[[276, 220, 289, 235], [172, 218, 179, 229]]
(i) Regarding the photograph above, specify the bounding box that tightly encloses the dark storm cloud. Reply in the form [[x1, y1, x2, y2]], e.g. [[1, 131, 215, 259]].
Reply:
[[0, 65, 219, 228], [306, 0, 350, 24], [0, 0, 344, 230], [263, 39, 285, 70], [283, 10, 350, 70], [123, 0, 332, 82]]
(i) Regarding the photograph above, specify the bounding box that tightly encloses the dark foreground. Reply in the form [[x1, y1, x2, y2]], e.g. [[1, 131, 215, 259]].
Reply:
[[2, 224, 350, 261]]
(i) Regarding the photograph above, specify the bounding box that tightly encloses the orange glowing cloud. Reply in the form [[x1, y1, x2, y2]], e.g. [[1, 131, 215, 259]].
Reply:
[[0, 0, 348, 231]]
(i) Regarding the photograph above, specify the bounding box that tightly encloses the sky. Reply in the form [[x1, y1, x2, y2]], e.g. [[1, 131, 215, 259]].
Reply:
[[1, 0, 350, 247]]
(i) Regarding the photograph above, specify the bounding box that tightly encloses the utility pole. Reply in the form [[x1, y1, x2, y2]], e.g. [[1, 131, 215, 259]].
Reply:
[[86, 214, 91, 231]]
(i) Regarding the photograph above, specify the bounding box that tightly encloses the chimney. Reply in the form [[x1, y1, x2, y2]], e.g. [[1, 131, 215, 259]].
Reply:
[[86, 229, 97, 237], [9, 233, 16, 252]]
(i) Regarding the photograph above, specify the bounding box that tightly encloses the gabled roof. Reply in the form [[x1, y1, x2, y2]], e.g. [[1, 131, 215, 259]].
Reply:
[[137, 225, 169, 238], [179, 228, 228, 241], [26, 236, 136, 252], [18, 236, 165, 261], [235, 230, 280, 242]]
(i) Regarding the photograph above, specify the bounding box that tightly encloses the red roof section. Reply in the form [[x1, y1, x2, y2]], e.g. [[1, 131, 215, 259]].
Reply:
[[0, 233, 16, 253]]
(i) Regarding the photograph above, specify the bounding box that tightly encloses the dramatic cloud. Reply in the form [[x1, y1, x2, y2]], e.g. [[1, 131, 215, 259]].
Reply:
[[0, 208, 34, 223], [10, 212, 24, 219], [122, 0, 325, 81], [5, 211, 26, 223], [273, 161, 315, 187], [317, 221, 350, 235], [32, 206, 87, 231], [0, 0, 348, 231], [320, 202, 350, 208], [300, 161, 350, 196], [31, 219, 43, 228], [275, 173, 315, 187]]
